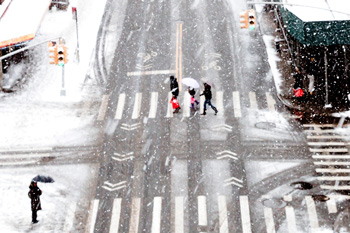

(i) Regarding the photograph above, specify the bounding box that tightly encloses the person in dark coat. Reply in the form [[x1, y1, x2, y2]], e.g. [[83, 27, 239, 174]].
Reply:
[[200, 83, 218, 115], [28, 181, 42, 224], [293, 67, 304, 90], [170, 76, 179, 98]]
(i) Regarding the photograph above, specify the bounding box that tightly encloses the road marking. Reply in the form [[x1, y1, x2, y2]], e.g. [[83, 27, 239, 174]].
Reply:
[[317, 176, 350, 181], [63, 202, 76, 233], [114, 93, 126, 120], [183, 91, 191, 117], [200, 95, 205, 116], [307, 135, 350, 139], [132, 92, 142, 119], [112, 152, 134, 162], [216, 91, 224, 116], [327, 198, 337, 214], [264, 207, 276, 233], [121, 123, 141, 131], [212, 124, 233, 132], [127, 70, 176, 76], [309, 148, 348, 153], [89, 199, 99, 233], [314, 161, 350, 166], [102, 181, 127, 192], [285, 206, 297, 233], [149, 92, 158, 119], [308, 142, 346, 146], [152, 197, 162, 233], [0, 147, 52, 153], [305, 196, 319, 233], [249, 91, 258, 109], [218, 195, 229, 233], [110, 198, 122, 233], [284, 195, 292, 202], [216, 150, 238, 160], [179, 23, 183, 92], [175, 196, 184, 233], [224, 176, 243, 188], [320, 185, 350, 190], [232, 91, 242, 118], [265, 92, 276, 112], [316, 168, 350, 173], [240, 196, 252, 233], [304, 129, 350, 134], [166, 92, 174, 118], [97, 95, 109, 121], [198, 196, 208, 226], [313, 155, 350, 159], [129, 197, 141, 233]]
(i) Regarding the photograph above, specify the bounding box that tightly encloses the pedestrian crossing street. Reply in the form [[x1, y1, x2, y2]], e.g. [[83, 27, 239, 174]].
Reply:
[[87, 194, 349, 233], [96, 91, 280, 121], [304, 124, 350, 191]]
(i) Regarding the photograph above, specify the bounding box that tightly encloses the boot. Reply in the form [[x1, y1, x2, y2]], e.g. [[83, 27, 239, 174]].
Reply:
[[201, 110, 206, 115], [213, 107, 218, 115]]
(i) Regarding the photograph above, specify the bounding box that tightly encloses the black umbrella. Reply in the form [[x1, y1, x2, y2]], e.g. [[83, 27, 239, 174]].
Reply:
[[32, 175, 55, 183]]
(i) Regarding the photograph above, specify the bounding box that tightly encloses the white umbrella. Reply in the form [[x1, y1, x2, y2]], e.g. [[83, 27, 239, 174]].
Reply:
[[182, 77, 200, 89]]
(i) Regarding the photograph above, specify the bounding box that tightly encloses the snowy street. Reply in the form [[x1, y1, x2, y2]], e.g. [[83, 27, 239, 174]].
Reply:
[[1, 0, 350, 232]]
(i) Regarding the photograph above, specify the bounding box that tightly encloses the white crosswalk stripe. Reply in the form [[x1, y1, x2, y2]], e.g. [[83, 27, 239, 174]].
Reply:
[[152, 197, 162, 233], [216, 91, 224, 116], [249, 91, 258, 109], [265, 92, 276, 112], [114, 93, 125, 120], [110, 198, 122, 233], [132, 93, 142, 119], [232, 91, 242, 118], [304, 123, 350, 191], [101, 90, 280, 121], [84, 194, 349, 233], [149, 92, 158, 119]]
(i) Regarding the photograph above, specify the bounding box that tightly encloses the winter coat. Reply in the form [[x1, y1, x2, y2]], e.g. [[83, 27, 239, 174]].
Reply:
[[293, 72, 304, 89], [200, 85, 212, 100], [189, 88, 196, 97], [28, 183, 42, 211], [170, 77, 179, 97]]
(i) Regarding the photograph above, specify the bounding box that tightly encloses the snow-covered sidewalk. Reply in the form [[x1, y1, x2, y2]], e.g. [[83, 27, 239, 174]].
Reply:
[[0, 0, 108, 232]]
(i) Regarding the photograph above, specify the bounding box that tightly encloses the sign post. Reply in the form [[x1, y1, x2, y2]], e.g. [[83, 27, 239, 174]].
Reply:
[[71, 1, 80, 63]]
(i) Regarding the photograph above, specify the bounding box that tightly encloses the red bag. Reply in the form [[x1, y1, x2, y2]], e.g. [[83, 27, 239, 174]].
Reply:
[[293, 88, 304, 97], [170, 97, 180, 109]]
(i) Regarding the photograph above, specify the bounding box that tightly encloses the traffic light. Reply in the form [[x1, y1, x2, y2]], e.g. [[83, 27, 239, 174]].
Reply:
[[49, 45, 58, 65], [57, 45, 68, 66], [240, 11, 248, 29], [248, 9, 256, 30]]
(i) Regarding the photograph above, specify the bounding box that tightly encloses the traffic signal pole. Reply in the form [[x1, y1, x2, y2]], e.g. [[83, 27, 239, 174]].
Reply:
[[60, 65, 66, 96], [0, 37, 63, 92]]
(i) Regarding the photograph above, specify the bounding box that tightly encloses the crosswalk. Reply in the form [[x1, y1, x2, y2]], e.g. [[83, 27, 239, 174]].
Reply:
[[87, 194, 349, 233], [304, 124, 350, 190], [96, 91, 280, 121]]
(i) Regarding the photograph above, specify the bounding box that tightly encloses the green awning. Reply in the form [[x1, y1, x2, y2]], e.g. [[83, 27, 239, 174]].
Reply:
[[279, 6, 350, 46]]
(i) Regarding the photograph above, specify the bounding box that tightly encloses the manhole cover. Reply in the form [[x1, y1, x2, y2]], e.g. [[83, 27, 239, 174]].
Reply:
[[291, 181, 313, 190], [262, 198, 286, 209], [255, 122, 277, 130], [312, 195, 330, 202]]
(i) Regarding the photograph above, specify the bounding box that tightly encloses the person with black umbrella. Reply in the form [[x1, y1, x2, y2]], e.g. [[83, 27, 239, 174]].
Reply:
[[28, 180, 42, 224]]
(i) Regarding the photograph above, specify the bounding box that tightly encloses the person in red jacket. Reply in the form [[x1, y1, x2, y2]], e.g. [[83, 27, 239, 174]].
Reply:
[[170, 96, 181, 113]]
